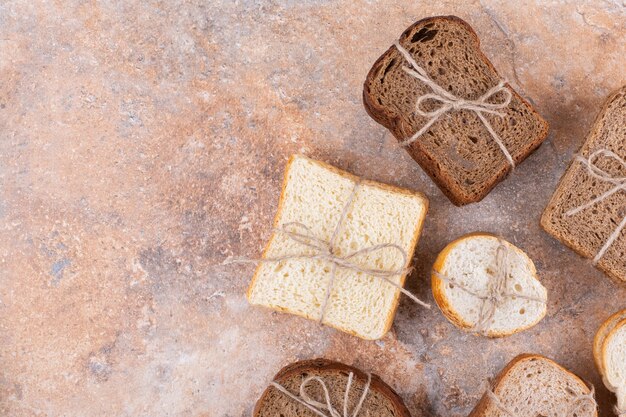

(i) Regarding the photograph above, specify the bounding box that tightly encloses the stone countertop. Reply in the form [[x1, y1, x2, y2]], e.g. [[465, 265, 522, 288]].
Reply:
[[1, 0, 625, 416]]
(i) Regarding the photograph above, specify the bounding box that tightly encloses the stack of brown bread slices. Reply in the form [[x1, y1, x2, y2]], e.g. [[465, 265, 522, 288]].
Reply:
[[364, 16, 549, 205]]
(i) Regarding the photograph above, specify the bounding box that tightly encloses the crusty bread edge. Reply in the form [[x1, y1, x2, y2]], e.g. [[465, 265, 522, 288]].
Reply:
[[593, 309, 626, 379], [600, 317, 626, 393], [540, 86, 626, 284], [363, 15, 550, 206], [467, 353, 597, 417], [247, 154, 429, 340], [252, 358, 412, 417], [431, 232, 546, 338]]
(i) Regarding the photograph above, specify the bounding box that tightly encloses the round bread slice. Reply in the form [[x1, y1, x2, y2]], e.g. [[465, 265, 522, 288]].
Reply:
[[432, 233, 547, 337], [593, 309, 626, 380], [468, 354, 597, 417], [253, 359, 411, 417], [602, 318, 626, 410]]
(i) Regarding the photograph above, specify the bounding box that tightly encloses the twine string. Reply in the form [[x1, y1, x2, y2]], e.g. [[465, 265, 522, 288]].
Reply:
[[432, 240, 546, 335], [224, 181, 431, 324], [484, 382, 518, 417], [561, 386, 597, 417], [564, 149, 626, 264], [393, 41, 515, 168], [270, 372, 372, 417], [320, 179, 363, 323]]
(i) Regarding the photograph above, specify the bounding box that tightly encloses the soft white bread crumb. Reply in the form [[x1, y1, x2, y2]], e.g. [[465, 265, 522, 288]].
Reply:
[[602, 319, 626, 410], [432, 234, 547, 337], [593, 309, 626, 384], [247, 155, 428, 340]]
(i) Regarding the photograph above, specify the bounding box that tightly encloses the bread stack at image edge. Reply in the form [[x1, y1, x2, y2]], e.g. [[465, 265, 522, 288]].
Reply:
[[224, 14, 624, 417]]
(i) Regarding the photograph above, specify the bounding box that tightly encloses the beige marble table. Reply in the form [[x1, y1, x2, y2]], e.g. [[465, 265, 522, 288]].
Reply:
[[1, 0, 625, 416]]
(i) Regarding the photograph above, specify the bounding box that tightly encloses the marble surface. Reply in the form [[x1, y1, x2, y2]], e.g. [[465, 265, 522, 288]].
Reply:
[[1, 0, 625, 416]]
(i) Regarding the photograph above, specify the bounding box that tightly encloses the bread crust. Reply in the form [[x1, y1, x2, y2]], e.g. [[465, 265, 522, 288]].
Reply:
[[540, 86, 626, 284], [600, 317, 626, 393], [363, 15, 549, 206], [467, 354, 597, 417], [246, 154, 429, 340], [252, 358, 411, 417], [593, 309, 626, 379], [431, 233, 546, 337]]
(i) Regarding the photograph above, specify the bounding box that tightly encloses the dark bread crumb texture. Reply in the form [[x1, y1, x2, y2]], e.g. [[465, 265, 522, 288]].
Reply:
[[469, 355, 597, 417], [363, 16, 549, 205], [541, 86, 625, 283], [253, 359, 410, 417]]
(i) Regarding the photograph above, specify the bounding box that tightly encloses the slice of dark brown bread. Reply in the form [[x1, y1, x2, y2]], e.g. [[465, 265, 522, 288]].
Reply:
[[253, 359, 411, 417], [468, 354, 597, 417], [363, 16, 549, 205], [541, 86, 625, 283]]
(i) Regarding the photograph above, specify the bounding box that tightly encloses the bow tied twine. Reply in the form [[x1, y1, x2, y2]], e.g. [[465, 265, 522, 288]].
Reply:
[[433, 240, 546, 335], [270, 371, 371, 417], [564, 149, 626, 265], [393, 41, 515, 168], [225, 181, 430, 324]]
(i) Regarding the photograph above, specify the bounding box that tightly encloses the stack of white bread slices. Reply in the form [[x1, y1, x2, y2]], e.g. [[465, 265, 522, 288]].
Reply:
[[594, 309, 626, 415], [247, 155, 429, 340], [431, 233, 547, 337]]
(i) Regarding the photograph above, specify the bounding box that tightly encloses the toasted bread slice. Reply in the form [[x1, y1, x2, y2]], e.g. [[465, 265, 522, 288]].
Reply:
[[363, 16, 549, 205], [253, 359, 411, 417], [247, 155, 428, 340], [432, 233, 547, 337], [468, 354, 597, 417], [541, 86, 626, 283]]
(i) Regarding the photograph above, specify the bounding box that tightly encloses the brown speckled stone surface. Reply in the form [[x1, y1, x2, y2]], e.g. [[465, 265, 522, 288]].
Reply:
[[0, 1, 625, 416]]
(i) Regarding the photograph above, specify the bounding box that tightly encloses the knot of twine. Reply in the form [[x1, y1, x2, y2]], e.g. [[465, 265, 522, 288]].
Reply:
[[485, 381, 597, 417], [225, 181, 430, 324], [564, 149, 626, 265], [270, 371, 371, 417], [393, 41, 515, 168], [433, 241, 545, 335]]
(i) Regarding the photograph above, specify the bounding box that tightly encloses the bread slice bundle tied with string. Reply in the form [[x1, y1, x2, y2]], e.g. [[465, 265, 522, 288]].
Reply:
[[594, 309, 626, 416], [541, 85, 626, 283], [468, 354, 597, 417], [253, 358, 411, 417], [431, 233, 547, 337], [228, 154, 430, 340], [363, 16, 549, 205]]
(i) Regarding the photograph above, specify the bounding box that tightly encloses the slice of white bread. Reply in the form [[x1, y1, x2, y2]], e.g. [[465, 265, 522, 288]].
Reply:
[[604, 320, 626, 412], [247, 155, 429, 340], [431, 233, 547, 337], [469, 354, 598, 417], [593, 309, 626, 383], [594, 310, 626, 413]]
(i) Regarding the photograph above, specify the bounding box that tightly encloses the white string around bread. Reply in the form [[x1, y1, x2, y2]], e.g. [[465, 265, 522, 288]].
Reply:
[[270, 371, 371, 417], [484, 381, 597, 417], [432, 240, 546, 335], [616, 405, 626, 417], [393, 41, 515, 168], [225, 180, 430, 324], [564, 149, 626, 265]]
